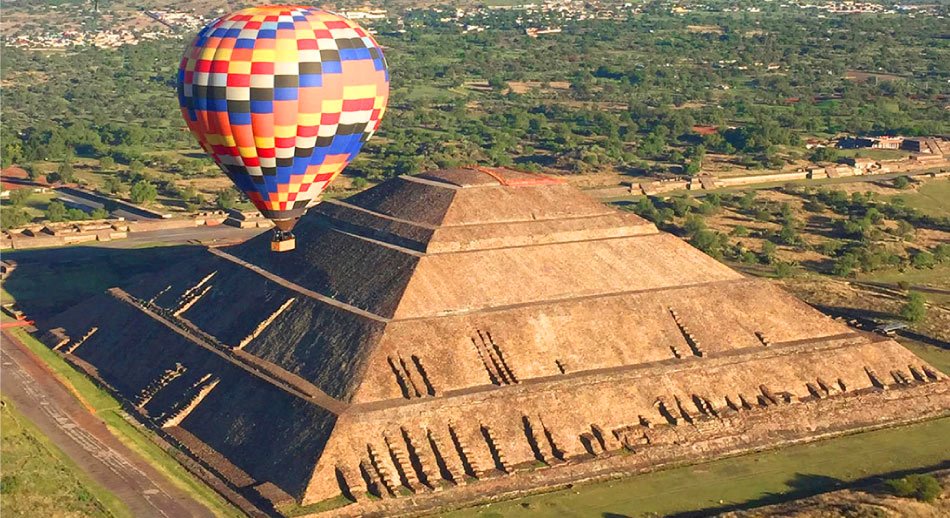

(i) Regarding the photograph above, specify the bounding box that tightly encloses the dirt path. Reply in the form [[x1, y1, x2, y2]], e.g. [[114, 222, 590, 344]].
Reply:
[[0, 330, 216, 518]]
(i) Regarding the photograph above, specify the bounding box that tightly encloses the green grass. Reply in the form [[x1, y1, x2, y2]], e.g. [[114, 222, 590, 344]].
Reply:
[[449, 418, 950, 518], [859, 263, 950, 288], [899, 339, 950, 376], [1, 398, 130, 518], [280, 494, 354, 517], [858, 263, 950, 306], [21, 190, 57, 219], [887, 180, 950, 218], [836, 148, 910, 161], [7, 328, 242, 517]]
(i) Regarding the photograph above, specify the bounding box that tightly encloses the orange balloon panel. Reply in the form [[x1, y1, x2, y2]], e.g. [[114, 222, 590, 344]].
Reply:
[[177, 6, 389, 223]]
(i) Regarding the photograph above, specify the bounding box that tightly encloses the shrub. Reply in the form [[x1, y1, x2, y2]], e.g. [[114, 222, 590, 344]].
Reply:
[[215, 188, 237, 210], [46, 200, 67, 222], [935, 244, 950, 263], [832, 254, 858, 277], [774, 261, 794, 278], [911, 251, 935, 269], [900, 292, 927, 323], [760, 241, 778, 265], [683, 214, 706, 236], [885, 474, 941, 502], [129, 180, 158, 204]]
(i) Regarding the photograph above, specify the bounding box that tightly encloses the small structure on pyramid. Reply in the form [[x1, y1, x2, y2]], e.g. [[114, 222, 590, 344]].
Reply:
[[44, 167, 949, 515]]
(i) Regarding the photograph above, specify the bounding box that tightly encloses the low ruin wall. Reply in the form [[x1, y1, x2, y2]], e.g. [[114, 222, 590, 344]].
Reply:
[[320, 382, 949, 517]]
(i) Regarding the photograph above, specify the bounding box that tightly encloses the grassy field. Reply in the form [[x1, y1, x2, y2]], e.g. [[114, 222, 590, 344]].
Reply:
[[858, 263, 950, 307], [888, 179, 950, 218], [859, 263, 950, 287], [450, 418, 950, 518], [6, 327, 242, 517], [20, 190, 57, 219], [899, 339, 950, 376], [836, 148, 911, 161], [1, 398, 129, 518]]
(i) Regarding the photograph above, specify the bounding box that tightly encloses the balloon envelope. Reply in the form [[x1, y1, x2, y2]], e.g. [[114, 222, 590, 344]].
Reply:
[[177, 5, 389, 229]]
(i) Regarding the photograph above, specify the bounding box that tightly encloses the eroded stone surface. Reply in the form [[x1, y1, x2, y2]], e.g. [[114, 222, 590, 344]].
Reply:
[[43, 167, 950, 515]]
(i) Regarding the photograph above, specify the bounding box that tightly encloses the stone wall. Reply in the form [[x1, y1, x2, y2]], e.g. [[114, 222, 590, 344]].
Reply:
[[303, 335, 948, 504], [316, 383, 949, 517]]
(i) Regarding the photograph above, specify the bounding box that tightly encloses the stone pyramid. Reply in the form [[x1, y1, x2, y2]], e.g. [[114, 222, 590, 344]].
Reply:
[[45, 167, 949, 515]]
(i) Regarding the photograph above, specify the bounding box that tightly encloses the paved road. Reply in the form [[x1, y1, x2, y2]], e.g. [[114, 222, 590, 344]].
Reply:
[[0, 330, 216, 518], [106, 224, 267, 248], [55, 191, 146, 222]]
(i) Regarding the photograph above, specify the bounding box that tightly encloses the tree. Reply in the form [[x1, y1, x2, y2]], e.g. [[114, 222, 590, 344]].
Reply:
[[893, 176, 911, 189], [103, 176, 124, 194], [46, 200, 67, 222], [50, 161, 75, 184], [738, 191, 757, 211], [65, 208, 88, 221], [683, 214, 706, 236], [129, 180, 158, 204], [670, 196, 692, 217], [689, 230, 724, 259], [832, 254, 858, 276], [350, 177, 368, 190], [215, 188, 237, 210], [900, 292, 926, 323], [760, 241, 778, 265], [1, 209, 31, 229], [129, 160, 145, 175], [8, 189, 32, 207], [99, 156, 116, 170], [809, 147, 838, 163], [778, 222, 800, 245]]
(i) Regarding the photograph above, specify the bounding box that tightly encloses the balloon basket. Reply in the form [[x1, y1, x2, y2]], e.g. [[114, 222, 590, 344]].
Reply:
[[271, 237, 296, 252], [271, 228, 296, 252]]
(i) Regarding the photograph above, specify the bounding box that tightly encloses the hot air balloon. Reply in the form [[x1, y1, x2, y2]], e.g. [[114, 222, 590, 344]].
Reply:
[[177, 5, 389, 252]]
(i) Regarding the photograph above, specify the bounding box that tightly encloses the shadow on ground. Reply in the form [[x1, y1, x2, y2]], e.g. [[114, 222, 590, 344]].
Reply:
[[667, 462, 950, 518], [2, 245, 203, 328]]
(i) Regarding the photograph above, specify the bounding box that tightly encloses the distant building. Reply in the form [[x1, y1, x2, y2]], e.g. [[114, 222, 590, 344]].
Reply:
[[901, 137, 950, 155], [691, 125, 719, 136], [847, 157, 878, 171], [837, 136, 903, 150], [525, 27, 562, 37]]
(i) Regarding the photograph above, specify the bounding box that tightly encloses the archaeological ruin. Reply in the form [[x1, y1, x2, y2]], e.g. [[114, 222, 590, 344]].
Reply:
[[42, 167, 950, 516]]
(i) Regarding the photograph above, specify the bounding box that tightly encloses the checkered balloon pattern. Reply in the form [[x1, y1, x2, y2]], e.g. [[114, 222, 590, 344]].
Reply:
[[177, 6, 389, 224]]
